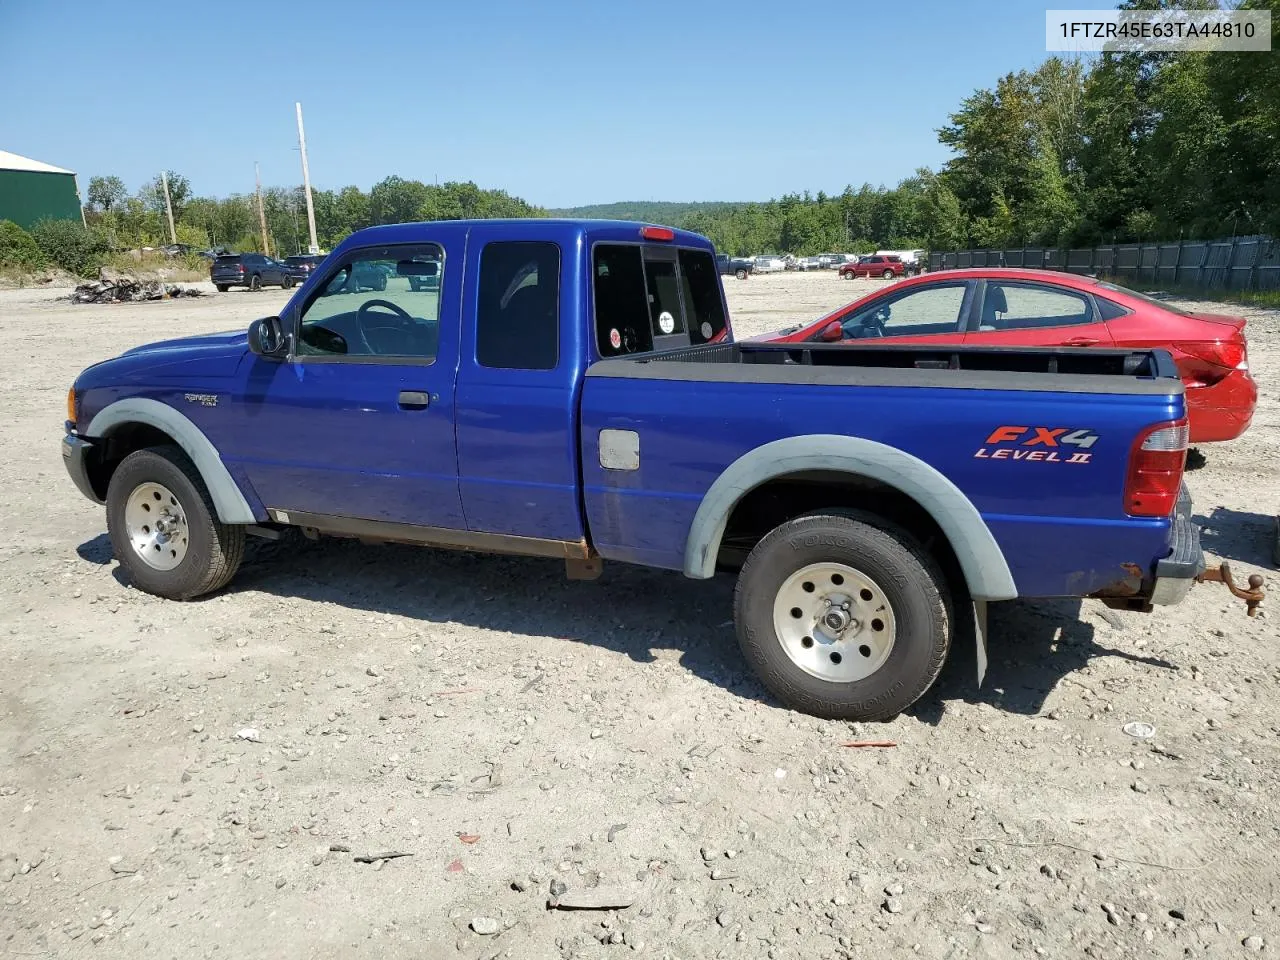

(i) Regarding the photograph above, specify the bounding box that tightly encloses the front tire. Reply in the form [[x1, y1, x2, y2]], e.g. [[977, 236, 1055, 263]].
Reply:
[[106, 446, 245, 600], [735, 268, 748, 280], [734, 514, 950, 721], [281, 274, 294, 289]]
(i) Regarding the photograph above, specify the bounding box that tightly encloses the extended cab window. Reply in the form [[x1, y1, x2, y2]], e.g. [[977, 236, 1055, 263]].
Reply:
[[476, 241, 560, 370], [297, 243, 442, 360]]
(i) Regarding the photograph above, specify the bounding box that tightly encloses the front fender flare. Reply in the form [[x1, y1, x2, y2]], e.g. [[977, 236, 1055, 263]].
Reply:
[[683, 434, 1017, 601], [85, 397, 256, 524]]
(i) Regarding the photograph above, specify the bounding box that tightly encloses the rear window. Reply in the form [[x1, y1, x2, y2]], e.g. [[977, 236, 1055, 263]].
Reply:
[[679, 249, 727, 344], [645, 260, 685, 337], [1095, 281, 1193, 317], [594, 245, 653, 357], [593, 244, 727, 357], [215, 255, 241, 264]]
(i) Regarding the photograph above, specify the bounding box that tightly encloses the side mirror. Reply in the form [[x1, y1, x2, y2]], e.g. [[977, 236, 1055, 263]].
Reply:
[[247, 316, 288, 358], [819, 320, 843, 342]]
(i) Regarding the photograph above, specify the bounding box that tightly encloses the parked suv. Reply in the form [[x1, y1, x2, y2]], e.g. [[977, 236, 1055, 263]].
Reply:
[[282, 255, 326, 284], [839, 254, 906, 280], [211, 253, 293, 292]]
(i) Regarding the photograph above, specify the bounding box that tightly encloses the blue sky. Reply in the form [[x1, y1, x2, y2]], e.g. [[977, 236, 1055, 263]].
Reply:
[[0, 0, 1058, 207]]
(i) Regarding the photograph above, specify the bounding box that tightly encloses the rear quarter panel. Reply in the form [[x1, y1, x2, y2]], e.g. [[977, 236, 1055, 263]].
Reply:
[[580, 375, 1182, 598]]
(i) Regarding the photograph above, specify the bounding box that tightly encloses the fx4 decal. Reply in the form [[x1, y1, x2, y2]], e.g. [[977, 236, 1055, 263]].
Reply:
[[974, 425, 1097, 464]]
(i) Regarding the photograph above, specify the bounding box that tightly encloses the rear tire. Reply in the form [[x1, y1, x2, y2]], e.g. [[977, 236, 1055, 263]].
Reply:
[[105, 446, 245, 600], [734, 514, 950, 721], [882, 269, 894, 279], [249, 274, 261, 291], [215, 284, 229, 293]]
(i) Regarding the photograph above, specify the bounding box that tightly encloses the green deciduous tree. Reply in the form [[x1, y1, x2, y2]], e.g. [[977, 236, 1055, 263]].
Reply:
[[0, 220, 46, 268]]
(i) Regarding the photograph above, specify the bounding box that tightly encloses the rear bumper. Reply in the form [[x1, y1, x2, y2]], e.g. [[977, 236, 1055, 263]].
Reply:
[[62, 434, 104, 505], [1187, 370, 1257, 443], [1150, 486, 1205, 605]]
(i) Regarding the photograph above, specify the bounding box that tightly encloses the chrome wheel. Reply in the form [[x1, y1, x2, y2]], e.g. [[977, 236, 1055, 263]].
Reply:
[[771, 561, 896, 682], [124, 481, 189, 571]]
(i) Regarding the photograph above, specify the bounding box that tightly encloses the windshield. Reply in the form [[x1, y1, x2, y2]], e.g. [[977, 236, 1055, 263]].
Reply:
[[1094, 280, 1194, 316]]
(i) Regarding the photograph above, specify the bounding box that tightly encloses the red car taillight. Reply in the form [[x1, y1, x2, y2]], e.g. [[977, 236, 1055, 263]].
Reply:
[[1174, 340, 1247, 385], [1124, 419, 1188, 517]]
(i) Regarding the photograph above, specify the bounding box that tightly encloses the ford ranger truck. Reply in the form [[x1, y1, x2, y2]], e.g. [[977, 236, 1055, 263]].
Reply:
[[62, 219, 1212, 721]]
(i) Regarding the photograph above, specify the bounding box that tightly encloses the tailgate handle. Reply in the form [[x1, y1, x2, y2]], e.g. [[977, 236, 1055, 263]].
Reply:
[[398, 390, 431, 410], [1062, 336, 1100, 347]]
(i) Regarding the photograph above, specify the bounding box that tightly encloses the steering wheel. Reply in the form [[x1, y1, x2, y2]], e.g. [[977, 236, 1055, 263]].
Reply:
[[356, 299, 414, 355], [859, 306, 890, 338]]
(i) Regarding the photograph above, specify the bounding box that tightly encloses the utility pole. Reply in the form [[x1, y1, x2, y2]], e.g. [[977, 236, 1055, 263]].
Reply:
[[296, 102, 320, 254], [160, 170, 177, 244], [254, 161, 270, 256]]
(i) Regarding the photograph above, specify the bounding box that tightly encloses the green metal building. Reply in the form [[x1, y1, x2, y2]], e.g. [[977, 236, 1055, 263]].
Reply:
[[0, 150, 83, 230]]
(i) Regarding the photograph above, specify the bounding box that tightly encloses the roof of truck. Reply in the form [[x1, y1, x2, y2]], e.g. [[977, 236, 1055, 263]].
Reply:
[[339, 218, 713, 250]]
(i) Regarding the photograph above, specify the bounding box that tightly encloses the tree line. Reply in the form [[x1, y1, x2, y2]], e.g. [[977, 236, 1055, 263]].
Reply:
[[615, 0, 1279, 256], [5, 0, 1276, 275], [80, 174, 545, 257]]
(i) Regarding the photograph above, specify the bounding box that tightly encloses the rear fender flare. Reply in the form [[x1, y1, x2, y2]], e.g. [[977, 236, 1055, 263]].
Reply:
[[683, 434, 1017, 601], [85, 397, 256, 524]]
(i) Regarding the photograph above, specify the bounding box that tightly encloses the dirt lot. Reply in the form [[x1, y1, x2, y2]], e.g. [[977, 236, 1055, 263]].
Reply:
[[1, 272, 1277, 959]]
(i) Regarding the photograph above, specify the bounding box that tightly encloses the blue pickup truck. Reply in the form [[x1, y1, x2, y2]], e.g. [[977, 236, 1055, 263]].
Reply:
[[62, 219, 1210, 721]]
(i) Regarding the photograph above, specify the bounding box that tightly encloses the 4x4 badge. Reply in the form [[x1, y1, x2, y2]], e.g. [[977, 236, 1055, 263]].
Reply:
[[974, 425, 1098, 464]]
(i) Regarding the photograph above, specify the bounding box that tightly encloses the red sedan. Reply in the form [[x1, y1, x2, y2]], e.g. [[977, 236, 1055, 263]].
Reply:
[[765, 268, 1256, 443]]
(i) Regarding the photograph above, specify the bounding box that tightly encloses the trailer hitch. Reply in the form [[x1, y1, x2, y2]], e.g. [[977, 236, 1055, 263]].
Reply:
[[1197, 562, 1265, 617]]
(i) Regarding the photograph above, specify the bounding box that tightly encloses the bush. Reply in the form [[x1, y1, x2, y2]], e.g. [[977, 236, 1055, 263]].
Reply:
[[29, 218, 110, 277], [0, 220, 47, 269]]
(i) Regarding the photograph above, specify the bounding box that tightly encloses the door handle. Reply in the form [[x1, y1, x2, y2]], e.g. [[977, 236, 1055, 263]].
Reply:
[[1061, 337, 1100, 347], [398, 390, 431, 410]]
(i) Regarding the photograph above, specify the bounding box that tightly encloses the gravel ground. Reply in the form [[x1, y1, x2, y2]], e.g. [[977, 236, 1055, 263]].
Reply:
[[1, 273, 1277, 959]]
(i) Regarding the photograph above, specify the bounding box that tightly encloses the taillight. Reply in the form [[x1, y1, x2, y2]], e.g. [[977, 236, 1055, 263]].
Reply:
[[1124, 419, 1188, 517], [1175, 340, 1247, 384]]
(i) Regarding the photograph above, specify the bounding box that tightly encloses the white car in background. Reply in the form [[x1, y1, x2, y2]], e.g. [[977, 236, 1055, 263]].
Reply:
[[753, 255, 787, 274]]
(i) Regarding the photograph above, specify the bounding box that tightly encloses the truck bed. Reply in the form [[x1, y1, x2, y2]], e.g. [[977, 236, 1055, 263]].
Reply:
[[581, 343, 1185, 598], [590, 341, 1181, 386]]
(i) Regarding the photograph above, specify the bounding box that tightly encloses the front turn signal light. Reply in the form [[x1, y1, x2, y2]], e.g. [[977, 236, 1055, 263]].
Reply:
[[67, 388, 77, 428]]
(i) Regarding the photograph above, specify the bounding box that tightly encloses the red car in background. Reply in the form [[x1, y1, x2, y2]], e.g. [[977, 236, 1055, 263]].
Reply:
[[764, 268, 1256, 443], [839, 255, 906, 280]]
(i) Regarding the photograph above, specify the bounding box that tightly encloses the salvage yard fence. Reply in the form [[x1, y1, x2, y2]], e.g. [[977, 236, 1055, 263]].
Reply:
[[928, 235, 1280, 293]]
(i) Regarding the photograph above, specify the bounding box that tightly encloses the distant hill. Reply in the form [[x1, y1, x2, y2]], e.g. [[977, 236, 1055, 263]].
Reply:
[[546, 200, 744, 225]]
